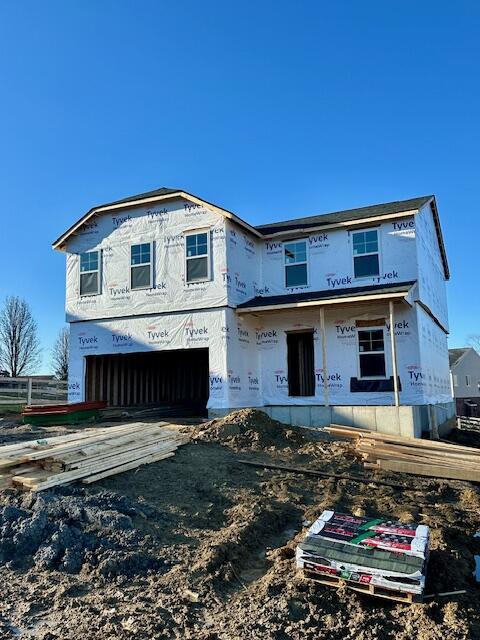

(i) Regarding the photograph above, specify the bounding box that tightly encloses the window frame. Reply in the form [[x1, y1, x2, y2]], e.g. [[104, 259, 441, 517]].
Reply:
[[79, 250, 101, 297], [130, 241, 154, 291], [357, 326, 387, 380], [184, 228, 211, 284], [283, 239, 309, 289], [351, 227, 381, 280]]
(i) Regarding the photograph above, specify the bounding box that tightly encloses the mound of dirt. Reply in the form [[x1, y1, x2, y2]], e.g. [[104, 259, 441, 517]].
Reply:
[[195, 408, 305, 450], [0, 486, 163, 577]]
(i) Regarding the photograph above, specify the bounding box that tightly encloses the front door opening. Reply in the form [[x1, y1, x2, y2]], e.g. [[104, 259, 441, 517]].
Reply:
[[287, 331, 315, 397]]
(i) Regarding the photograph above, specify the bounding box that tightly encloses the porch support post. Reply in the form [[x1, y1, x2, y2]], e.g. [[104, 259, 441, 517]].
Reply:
[[389, 300, 400, 407], [319, 306, 329, 407]]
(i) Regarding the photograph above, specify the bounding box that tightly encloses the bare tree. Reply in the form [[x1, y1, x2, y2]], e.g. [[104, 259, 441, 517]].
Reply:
[[467, 335, 480, 354], [0, 296, 41, 377], [51, 326, 69, 380]]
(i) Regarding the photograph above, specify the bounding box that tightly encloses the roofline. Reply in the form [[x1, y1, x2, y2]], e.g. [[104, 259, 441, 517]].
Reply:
[[428, 196, 450, 280], [52, 190, 263, 250], [449, 347, 474, 370], [260, 209, 419, 238], [236, 290, 411, 315], [255, 195, 433, 230]]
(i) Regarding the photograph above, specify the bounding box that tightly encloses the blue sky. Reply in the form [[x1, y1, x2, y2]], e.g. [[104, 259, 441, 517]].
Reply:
[[0, 1, 479, 372]]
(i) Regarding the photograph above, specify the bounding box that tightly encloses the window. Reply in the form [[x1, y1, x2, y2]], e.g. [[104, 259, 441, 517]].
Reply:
[[453, 375, 458, 387], [79, 251, 100, 296], [358, 328, 386, 378], [131, 243, 152, 290], [466, 375, 471, 387], [352, 229, 380, 278], [287, 331, 315, 396], [284, 240, 308, 287], [185, 231, 210, 283]]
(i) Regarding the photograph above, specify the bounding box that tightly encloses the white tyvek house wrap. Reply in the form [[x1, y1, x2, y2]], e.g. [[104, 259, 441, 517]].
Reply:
[[415, 203, 449, 331], [67, 302, 452, 408], [243, 304, 420, 407], [259, 216, 418, 297], [415, 305, 451, 404], [67, 309, 229, 408], [63, 192, 451, 410], [65, 198, 228, 322], [223, 308, 262, 409], [224, 222, 262, 305]]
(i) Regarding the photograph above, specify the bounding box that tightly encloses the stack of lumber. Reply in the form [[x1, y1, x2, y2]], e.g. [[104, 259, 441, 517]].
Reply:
[[458, 415, 480, 431], [0, 422, 188, 492], [22, 401, 108, 426], [324, 424, 480, 482]]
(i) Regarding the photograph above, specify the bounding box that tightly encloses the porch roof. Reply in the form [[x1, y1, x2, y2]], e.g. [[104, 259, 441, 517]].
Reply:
[[236, 280, 416, 314]]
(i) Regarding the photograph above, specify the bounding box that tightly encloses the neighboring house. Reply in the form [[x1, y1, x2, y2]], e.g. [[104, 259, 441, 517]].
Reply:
[[449, 348, 480, 417], [52, 188, 454, 437]]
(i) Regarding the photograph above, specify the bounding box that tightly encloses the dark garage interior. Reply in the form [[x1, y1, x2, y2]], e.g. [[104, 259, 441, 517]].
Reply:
[[85, 348, 209, 412]]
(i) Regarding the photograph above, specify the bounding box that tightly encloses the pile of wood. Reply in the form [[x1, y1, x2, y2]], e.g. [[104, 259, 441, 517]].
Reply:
[[458, 415, 480, 431], [0, 422, 188, 492], [324, 424, 480, 482]]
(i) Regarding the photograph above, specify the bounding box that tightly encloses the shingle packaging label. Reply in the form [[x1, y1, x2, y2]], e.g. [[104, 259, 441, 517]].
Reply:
[[296, 509, 429, 596]]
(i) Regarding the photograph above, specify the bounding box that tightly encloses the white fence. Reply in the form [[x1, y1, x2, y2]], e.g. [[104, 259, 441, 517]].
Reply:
[[0, 377, 68, 406]]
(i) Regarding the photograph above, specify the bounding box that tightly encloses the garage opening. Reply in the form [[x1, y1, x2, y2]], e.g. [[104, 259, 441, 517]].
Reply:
[[85, 349, 209, 412]]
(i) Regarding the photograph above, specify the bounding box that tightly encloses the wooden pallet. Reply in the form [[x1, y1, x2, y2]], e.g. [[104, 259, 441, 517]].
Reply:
[[303, 570, 421, 603]]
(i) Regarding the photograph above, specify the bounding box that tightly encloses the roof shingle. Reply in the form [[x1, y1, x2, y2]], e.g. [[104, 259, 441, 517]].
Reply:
[[237, 281, 416, 310], [255, 195, 433, 235]]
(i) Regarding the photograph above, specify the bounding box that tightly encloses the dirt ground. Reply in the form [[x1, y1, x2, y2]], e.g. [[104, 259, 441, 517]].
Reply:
[[0, 409, 479, 639]]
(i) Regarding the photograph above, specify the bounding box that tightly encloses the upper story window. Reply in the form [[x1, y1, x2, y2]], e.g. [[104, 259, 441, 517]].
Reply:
[[352, 229, 380, 278], [131, 243, 152, 290], [358, 328, 386, 378], [466, 375, 471, 387], [185, 230, 210, 283], [284, 240, 308, 288], [79, 250, 100, 296]]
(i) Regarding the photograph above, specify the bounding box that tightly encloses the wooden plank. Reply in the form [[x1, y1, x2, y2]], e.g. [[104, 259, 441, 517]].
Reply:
[[65, 437, 183, 470], [302, 570, 417, 603], [55, 426, 176, 460], [18, 424, 162, 462], [377, 458, 480, 482], [363, 449, 480, 471], [82, 451, 174, 483], [356, 442, 480, 466], [20, 441, 180, 490], [326, 425, 480, 456], [60, 431, 180, 467], [0, 424, 166, 469], [0, 421, 153, 455]]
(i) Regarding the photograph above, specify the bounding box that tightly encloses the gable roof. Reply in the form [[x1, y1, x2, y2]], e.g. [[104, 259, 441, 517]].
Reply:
[[449, 347, 477, 368], [96, 186, 181, 208], [255, 196, 433, 234], [52, 187, 263, 250]]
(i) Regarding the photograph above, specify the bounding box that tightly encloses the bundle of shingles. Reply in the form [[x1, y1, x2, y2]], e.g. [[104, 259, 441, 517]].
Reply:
[[297, 509, 429, 602], [0, 422, 188, 492], [324, 424, 480, 483]]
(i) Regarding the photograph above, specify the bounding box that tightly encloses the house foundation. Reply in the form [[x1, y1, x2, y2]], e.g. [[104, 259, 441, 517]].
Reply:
[[208, 402, 456, 438]]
